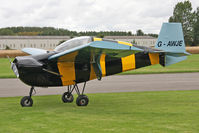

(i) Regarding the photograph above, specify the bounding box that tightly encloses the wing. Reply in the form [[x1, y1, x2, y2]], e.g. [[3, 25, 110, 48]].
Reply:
[[49, 40, 144, 62], [48, 38, 145, 80], [22, 48, 47, 55]]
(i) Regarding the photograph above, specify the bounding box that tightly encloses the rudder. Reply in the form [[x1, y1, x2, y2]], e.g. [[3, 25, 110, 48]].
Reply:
[[155, 23, 190, 66]]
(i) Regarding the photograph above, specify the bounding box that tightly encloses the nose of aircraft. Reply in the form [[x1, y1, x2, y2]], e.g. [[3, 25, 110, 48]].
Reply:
[[11, 56, 43, 78]]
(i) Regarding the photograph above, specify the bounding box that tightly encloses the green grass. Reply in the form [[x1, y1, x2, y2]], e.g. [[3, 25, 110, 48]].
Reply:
[[1, 54, 199, 78], [0, 58, 16, 78], [0, 91, 199, 133]]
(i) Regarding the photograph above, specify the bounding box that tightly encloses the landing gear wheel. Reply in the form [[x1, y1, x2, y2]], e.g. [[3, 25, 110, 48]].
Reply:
[[76, 95, 89, 106], [20, 96, 33, 107], [62, 92, 74, 103]]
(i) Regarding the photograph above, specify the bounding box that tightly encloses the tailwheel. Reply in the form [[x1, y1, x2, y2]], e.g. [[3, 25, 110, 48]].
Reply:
[[20, 96, 33, 107], [62, 92, 74, 103], [76, 95, 89, 106]]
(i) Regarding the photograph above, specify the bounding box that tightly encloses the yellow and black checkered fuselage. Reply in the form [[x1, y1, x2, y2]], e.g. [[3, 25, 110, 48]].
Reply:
[[57, 38, 162, 86]]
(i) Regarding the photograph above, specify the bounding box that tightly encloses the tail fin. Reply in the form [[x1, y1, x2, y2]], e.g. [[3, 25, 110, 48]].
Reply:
[[155, 23, 190, 66]]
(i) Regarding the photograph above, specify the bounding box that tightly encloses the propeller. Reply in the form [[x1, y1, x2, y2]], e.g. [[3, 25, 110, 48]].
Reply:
[[7, 56, 19, 78], [7, 55, 12, 64]]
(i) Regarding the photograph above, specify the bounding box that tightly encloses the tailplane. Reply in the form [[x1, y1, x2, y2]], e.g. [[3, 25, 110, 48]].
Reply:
[[155, 23, 190, 66]]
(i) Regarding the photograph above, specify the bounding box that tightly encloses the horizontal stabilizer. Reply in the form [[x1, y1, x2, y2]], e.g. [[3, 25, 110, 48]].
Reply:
[[165, 55, 187, 66], [22, 48, 47, 55]]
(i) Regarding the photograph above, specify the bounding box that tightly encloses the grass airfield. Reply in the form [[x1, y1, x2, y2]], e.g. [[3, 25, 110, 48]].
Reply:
[[0, 91, 199, 133]]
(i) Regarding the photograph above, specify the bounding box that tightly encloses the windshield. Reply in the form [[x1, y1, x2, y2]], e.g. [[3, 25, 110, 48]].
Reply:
[[55, 36, 92, 52]]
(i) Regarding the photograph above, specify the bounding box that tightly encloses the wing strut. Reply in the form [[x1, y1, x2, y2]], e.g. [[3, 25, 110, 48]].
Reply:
[[91, 54, 102, 80]]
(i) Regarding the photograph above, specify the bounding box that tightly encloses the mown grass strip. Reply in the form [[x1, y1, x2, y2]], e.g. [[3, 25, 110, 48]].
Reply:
[[0, 90, 199, 133]]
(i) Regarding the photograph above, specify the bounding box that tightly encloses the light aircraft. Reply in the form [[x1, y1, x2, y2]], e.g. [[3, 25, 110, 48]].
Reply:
[[11, 23, 189, 107]]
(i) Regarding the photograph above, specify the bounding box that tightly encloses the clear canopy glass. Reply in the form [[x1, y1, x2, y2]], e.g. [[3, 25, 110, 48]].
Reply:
[[55, 36, 92, 52]]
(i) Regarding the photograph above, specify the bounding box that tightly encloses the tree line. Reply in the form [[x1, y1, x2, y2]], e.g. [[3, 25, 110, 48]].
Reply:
[[169, 0, 199, 46], [0, 26, 159, 38], [0, 27, 134, 37]]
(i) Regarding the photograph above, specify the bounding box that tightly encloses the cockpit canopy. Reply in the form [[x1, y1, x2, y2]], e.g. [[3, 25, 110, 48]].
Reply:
[[54, 36, 92, 52]]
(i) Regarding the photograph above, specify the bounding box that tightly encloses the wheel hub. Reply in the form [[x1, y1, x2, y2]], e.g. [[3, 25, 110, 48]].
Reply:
[[80, 99, 86, 105], [24, 99, 30, 106], [66, 95, 72, 100]]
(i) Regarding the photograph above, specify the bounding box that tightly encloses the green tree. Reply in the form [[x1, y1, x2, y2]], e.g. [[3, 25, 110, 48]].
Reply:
[[0, 29, 15, 35], [136, 29, 144, 36], [148, 33, 158, 38], [193, 7, 199, 46], [169, 0, 194, 45], [96, 33, 104, 38], [127, 31, 132, 36], [5, 45, 11, 50]]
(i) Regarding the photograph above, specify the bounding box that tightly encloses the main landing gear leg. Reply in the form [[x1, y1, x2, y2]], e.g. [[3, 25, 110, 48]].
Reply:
[[20, 86, 34, 107], [62, 85, 74, 103], [61, 82, 89, 106], [75, 82, 89, 106]]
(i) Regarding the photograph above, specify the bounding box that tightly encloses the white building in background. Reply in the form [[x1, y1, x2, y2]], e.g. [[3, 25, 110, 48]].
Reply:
[[0, 36, 157, 50], [0, 36, 71, 50]]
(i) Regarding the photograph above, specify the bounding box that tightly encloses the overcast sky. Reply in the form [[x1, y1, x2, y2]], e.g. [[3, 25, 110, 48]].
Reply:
[[0, 0, 198, 34]]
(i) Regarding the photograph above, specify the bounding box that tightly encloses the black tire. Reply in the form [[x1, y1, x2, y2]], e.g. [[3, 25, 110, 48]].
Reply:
[[62, 92, 74, 103], [76, 95, 89, 106], [20, 96, 33, 107]]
